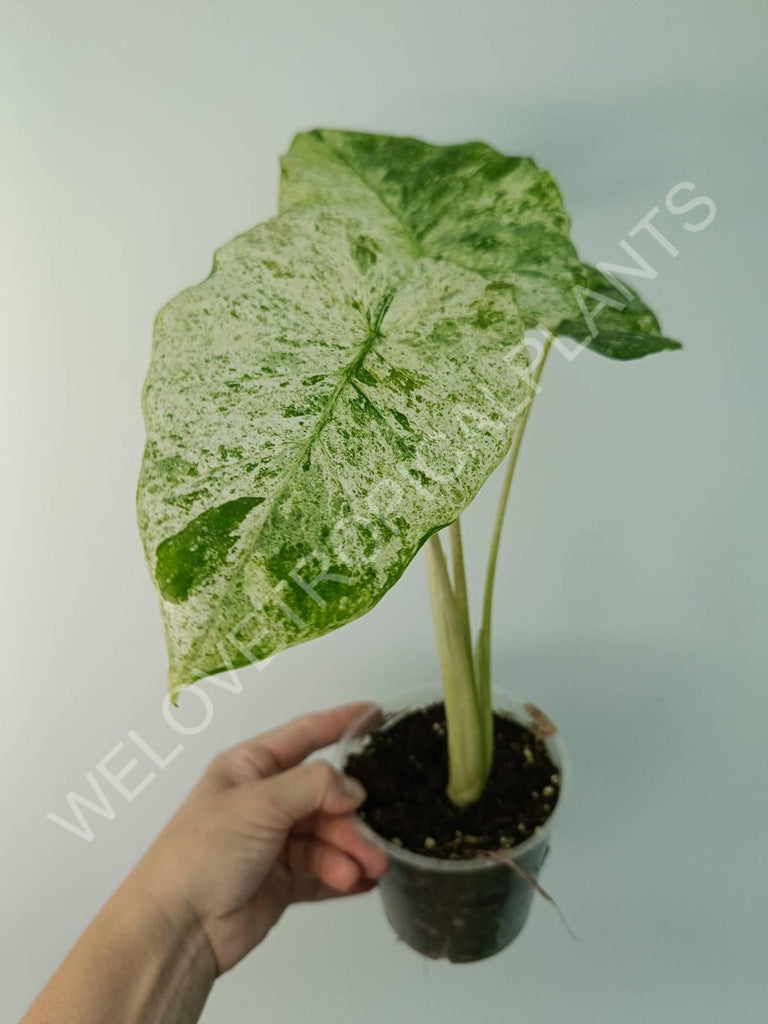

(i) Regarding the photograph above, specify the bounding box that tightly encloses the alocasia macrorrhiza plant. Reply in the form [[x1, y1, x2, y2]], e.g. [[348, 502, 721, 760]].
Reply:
[[138, 130, 679, 808]]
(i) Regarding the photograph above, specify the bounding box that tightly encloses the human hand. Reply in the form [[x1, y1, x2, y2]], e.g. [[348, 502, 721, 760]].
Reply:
[[125, 702, 388, 975]]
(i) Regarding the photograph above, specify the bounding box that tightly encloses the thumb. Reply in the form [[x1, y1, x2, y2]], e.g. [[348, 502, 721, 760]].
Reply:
[[254, 759, 366, 827]]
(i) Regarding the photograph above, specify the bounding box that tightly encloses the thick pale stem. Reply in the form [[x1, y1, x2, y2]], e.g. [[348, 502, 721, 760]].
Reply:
[[477, 335, 553, 767], [425, 534, 487, 806], [449, 519, 474, 684]]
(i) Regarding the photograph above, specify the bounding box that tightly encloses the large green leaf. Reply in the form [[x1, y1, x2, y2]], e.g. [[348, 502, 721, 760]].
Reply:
[[280, 129, 680, 360], [138, 205, 530, 690]]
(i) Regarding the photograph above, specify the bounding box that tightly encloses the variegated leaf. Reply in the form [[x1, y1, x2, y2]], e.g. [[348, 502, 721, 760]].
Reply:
[[280, 129, 680, 359], [138, 205, 530, 690]]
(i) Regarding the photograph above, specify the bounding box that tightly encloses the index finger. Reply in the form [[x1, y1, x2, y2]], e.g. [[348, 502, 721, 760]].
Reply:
[[213, 702, 381, 783]]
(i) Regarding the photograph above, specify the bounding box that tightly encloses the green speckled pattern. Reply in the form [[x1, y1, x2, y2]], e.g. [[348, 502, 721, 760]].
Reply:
[[280, 130, 681, 359], [139, 130, 679, 692], [139, 204, 529, 690]]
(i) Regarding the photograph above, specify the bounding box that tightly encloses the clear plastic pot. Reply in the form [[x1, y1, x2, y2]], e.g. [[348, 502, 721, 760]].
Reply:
[[337, 684, 567, 963]]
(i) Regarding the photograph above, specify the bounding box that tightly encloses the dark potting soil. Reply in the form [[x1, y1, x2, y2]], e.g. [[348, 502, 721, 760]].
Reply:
[[344, 702, 560, 860]]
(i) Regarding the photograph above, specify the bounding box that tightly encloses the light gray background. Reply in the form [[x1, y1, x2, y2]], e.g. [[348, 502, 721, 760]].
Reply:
[[2, 1, 766, 1021]]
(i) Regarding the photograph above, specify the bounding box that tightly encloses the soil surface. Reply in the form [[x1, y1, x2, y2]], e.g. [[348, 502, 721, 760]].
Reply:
[[344, 702, 560, 859]]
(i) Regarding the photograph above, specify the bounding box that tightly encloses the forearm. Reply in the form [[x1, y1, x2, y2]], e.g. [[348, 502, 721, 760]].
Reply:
[[21, 876, 216, 1024]]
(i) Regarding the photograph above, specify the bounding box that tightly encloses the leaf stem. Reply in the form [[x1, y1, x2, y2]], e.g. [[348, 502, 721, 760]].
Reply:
[[477, 334, 553, 736], [425, 533, 487, 806], [449, 519, 474, 689]]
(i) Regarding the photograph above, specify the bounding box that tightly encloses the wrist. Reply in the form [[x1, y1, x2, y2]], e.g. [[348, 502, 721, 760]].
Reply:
[[119, 861, 218, 977], [100, 874, 217, 1021], [23, 872, 216, 1024]]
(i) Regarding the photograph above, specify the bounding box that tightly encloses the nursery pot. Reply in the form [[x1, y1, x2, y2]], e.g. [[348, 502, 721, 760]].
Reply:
[[338, 685, 566, 963]]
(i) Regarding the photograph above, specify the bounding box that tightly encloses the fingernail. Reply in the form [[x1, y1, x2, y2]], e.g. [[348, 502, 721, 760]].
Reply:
[[341, 774, 366, 801]]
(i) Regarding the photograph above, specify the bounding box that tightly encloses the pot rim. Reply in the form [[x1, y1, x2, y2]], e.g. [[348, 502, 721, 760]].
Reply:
[[336, 682, 569, 874]]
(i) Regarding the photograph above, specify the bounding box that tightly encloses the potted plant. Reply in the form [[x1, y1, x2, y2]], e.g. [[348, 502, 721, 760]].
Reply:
[[137, 129, 679, 962]]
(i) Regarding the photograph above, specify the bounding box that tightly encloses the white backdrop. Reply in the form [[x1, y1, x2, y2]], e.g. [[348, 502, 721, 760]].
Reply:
[[2, 2, 766, 1021]]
